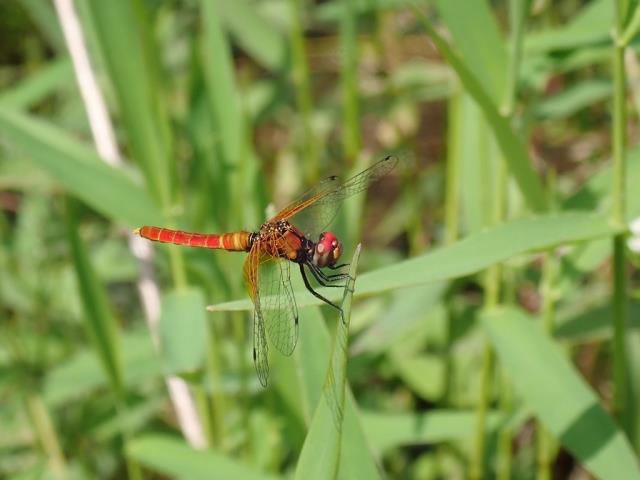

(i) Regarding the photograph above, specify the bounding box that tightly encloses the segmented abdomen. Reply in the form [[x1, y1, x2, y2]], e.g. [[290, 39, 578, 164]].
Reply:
[[135, 226, 250, 251]]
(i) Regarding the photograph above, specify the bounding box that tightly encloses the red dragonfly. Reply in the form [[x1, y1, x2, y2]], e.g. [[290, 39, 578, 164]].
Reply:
[[135, 155, 397, 386]]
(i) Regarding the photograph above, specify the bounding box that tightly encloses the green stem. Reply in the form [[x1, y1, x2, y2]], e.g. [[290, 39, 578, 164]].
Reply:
[[494, 3, 531, 477], [26, 395, 68, 480], [471, 329, 495, 480], [114, 396, 143, 480], [612, 235, 630, 427], [441, 93, 463, 410], [502, 0, 531, 114], [340, 0, 360, 160], [472, 130, 508, 480], [168, 246, 187, 291], [536, 247, 558, 480], [288, 0, 318, 183], [612, 47, 627, 229], [444, 94, 461, 245], [497, 372, 513, 480], [611, 1, 631, 438]]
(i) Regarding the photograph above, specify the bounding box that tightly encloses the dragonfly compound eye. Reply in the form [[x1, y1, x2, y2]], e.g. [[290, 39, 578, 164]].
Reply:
[[314, 231, 342, 267]]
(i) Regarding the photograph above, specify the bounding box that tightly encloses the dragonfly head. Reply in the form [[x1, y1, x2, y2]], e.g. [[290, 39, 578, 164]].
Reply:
[[313, 232, 342, 268]]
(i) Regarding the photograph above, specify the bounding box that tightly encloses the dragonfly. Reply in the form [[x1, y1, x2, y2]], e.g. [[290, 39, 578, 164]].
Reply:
[[135, 155, 398, 386]]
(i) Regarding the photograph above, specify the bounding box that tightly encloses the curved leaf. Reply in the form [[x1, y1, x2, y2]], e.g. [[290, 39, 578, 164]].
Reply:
[[0, 108, 163, 227], [208, 212, 619, 312]]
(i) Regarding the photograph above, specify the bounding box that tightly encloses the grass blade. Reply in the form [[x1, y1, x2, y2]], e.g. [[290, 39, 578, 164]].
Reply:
[[482, 306, 640, 480], [127, 434, 281, 480], [414, 7, 547, 212], [64, 199, 123, 394], [0, 108, 163, 227], [84, 0, 174, 208], [295, 244, 368, 480], [433, 0, 507, 101], [274, 306, 381, 480], [219, 0, 289, 72], [0, 59, 73, 109], [208, 211, 621, 312], [361, 410, 507, 453]]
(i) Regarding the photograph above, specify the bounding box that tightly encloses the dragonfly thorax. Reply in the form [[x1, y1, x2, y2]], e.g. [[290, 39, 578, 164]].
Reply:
[[312, 232, 342, 268]]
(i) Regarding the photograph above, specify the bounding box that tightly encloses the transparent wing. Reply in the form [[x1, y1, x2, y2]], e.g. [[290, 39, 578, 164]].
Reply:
[[243, 238, 300, 387], [243, 246, 269, 387], [271, 155, 398, 237], [257, 254, 299, 356]]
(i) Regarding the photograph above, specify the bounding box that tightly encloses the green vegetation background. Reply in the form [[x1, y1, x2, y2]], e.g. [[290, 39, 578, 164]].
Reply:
[[1, 0, 640, 479]]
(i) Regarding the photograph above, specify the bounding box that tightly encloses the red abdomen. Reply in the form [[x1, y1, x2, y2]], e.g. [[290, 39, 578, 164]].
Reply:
[[135, 226, 250, 251]]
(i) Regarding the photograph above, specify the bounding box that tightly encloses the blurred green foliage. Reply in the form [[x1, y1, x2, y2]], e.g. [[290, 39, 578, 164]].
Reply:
[[1, 0, 640, 479]]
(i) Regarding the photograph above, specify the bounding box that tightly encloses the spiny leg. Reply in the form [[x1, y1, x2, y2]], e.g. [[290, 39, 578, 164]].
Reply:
[[328, 263, 349, 270], [308, 263, 348, 287], [312, 263, 350, 281], [299, 264, 343, 312]]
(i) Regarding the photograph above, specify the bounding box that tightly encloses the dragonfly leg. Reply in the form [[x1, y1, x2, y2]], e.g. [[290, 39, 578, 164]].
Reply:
[[308, 264, 346, 288], [328, 263, 349, 270], [309, 263, 349, 285], [299, 264, 343, 312]]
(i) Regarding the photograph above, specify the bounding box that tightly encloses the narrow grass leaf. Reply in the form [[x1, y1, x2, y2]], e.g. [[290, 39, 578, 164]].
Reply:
[[433, 0, 507, 101], [209, 211, 620, 312], [18, 0, 66, 52], [361, 410, 505, 452], [64, 199, 123, 394], [200, 0, 244, 166], [524, 0, 612, 53], [272, 304, 381, 480], [564, 146, 640, 219], [0, 108, 163, 226], [414, 8, 547, 212], [535, 80, 611, 119], [84, 0, 174, 208], [295, 245, 365, 480], [482, 306, 640, 480], [219, 0, 289, 72], [455, 92, 496, 233], [127, 434, 281, 480], [556, 302, 640, 342], [159, 288, 208, 374], [340, 0, 360, 158], [200, 0, 260, 228], [0, 59, 73, 109]]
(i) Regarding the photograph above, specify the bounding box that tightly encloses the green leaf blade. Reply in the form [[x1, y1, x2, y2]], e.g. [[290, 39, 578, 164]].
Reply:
[[0, 108, 163, 227], [482, 307, 640, 480]]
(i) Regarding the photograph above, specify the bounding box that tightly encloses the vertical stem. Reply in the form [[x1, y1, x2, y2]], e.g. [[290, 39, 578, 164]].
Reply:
[[288, 0, 318, 183], [444, 94, 461, 246], [495, 3, 532, 478], [537, 250, 558, 479], [441, 92, 462, 415], [340, 0, 360, 160], [496, 372, 513, 480], [114, 400, 143, 480], [535, 168, 559, 480], [612, 2, 631, 437], [168, 246, 187, 291], [471, 330, 495, 480], [26, 395, 68, 480], [472, 149, 507, 480]]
